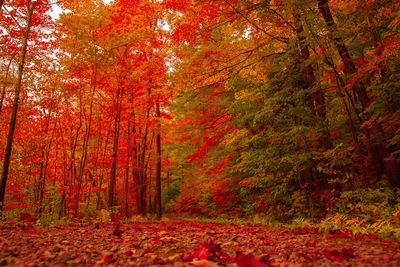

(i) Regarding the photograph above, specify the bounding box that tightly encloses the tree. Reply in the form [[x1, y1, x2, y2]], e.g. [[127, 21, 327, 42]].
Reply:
[[0, 1, 37, 212]]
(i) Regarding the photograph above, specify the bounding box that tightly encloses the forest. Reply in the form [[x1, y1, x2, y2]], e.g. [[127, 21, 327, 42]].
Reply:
[[0, 0, 399, 266]]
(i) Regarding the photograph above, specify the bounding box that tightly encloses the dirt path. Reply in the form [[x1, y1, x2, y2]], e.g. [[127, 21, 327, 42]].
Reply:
[[0, 220, 399, 266]]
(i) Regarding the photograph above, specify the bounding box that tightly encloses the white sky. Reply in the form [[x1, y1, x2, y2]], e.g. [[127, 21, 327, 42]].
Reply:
[[49, 0, 114, 21]]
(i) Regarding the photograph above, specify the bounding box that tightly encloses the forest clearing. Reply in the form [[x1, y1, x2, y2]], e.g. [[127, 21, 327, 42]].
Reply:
[[0, 0, 400, 265]]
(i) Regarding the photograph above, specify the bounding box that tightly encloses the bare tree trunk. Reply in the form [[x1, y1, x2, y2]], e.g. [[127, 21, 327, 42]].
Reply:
[[0, 3, 36, 212], [155, 97, 162, 220], [108, 88, 123, 208]]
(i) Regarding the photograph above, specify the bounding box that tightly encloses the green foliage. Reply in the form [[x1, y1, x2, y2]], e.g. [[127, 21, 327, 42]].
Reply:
[[166, 181, 181, 203], [335, 183, 399, 221]]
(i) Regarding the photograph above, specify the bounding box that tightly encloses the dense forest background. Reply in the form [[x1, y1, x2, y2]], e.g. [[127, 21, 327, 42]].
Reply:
[[0, 0, 399, 233]]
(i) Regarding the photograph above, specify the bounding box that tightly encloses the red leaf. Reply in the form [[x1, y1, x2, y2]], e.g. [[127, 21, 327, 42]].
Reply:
[[182, 243, 210, 261], [235, 252, 271, 267], [329, 229, 352, 239], [207, 241, 221, 254], [291, 227, 319, 235], [182, 241, 221, 261], [191, 243, 211, 260], [218, 251, 234, 264], [354, 233, 378, 240], [102, 254, 114, 264], [323, 248, 355, 262]]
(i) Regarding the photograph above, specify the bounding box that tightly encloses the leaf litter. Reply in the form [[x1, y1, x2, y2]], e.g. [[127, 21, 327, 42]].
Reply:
[[0, 220, 399, 266]]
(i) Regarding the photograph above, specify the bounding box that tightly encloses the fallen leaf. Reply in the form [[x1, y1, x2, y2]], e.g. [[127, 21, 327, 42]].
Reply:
[[236, 252, 271, 267], [102, 253, 114, 264], [323, 248, 355, 262], [191, 259, 219, 267], [328, 229, 352, 239]]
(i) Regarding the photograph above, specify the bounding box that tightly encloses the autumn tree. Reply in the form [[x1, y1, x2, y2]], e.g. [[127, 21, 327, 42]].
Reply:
[[0, 0, 53, 212]]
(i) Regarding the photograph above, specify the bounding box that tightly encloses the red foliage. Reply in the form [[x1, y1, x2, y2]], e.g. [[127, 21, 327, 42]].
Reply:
[[19, 213, 35, 224], [235, 252, 271, 267], [211, 179, 238, 210]]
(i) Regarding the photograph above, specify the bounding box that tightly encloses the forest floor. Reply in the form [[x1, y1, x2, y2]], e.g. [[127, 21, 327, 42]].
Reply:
[[0, 219, 399, 266]]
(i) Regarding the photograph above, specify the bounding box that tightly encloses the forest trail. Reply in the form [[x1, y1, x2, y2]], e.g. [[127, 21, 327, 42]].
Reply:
[[0, 220, 399, 266]]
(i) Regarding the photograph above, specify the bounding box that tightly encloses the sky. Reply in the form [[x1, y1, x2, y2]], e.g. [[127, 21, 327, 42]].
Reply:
[[49, 0, 114, 21]]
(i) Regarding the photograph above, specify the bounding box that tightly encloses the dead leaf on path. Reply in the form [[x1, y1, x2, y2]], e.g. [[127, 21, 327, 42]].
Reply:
[[102, 252, 115, 264], [167, 253, 181, 262], [191, 259, 219, 267], [158, 230, 168, 236], [236, 252, 272, 267], [322, 248, 355, 262]]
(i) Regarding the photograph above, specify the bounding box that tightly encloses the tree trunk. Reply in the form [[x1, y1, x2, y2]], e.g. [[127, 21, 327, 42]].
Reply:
[[317, 0, 370, 110], [137, 86, 152, 216], [97, 125, 111, 210], [0, 3, 36, 212], [131, 108, 140, 214], [37, 105, 57, 214], [0, 53, 16, 116], [317, 0, 400, 187], [293, 8, 332, 149], [155, 97, 162, 220], [144, 131, 154, 214], [124, 121, 131, 217], [108, 88, 123, 208], [73, 68, 96, 217]]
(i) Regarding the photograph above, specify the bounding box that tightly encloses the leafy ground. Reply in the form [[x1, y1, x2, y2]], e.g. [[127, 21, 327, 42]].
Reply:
[[0, 219, 399, 266]]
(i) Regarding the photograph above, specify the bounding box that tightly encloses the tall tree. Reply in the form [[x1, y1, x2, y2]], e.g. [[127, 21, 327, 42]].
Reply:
[[0, 1, 36, 212]]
